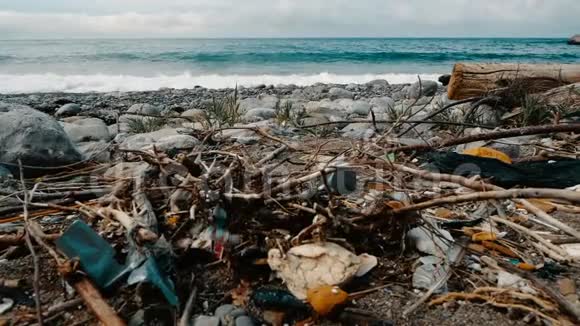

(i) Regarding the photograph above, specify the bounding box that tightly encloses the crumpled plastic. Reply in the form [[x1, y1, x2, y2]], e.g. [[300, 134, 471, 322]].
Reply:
[[267, 242, 377, 299], [56, 220, 178, 306]]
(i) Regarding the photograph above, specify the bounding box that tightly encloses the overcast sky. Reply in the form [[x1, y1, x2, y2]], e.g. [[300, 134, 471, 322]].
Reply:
[[0, 0, 578, 38]]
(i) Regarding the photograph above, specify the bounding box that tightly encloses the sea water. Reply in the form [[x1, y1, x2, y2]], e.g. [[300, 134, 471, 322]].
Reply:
[[0, 38, 578, 93]]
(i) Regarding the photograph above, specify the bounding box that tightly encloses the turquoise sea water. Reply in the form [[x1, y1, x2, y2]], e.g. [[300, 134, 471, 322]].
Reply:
[[0, 38, 578, 92]]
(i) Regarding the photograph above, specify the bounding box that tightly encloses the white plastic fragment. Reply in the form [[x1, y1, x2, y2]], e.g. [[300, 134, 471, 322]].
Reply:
[[412, 256, 449, 293], [407, 226, 454, 258], [267, 242, 377, 299], [0, 298, 14, 315]]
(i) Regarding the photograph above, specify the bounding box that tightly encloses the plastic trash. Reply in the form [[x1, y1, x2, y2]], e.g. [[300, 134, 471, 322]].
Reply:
[[0, 298, 14, 315], [425, 152, 580, 188], [267, 242, 377, 299], [56, 220, 178, 306], [324, 167, 357, 194], [407, 226, 454, 258]]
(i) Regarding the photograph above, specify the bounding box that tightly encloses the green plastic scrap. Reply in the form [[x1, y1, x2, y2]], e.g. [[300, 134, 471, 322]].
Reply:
[[56, 220, 178, 306]]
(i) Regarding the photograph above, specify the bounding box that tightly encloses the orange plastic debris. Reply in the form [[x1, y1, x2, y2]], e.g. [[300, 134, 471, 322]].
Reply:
[[516, 198, 556, 213], [307, 285, 348, 316], [467, 243, 487, 254], [472, 232, 498, 242], [517, 262, 536, 271], [481, 241, 518, 258], [434, 208, 455, 219], [386, 201, 405, 210], [462, 147, 512, 164]]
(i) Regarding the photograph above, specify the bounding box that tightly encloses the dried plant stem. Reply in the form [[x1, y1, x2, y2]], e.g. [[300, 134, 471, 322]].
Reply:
[[389, 162, 580, 239], [393, 188, 580, 213], [19, 161, 44, 326]]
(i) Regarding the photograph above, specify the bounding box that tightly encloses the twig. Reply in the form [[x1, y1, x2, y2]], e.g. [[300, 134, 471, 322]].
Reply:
[[429, 292, 559, 324], [178, 275, 197, 326], [73, 278, 126, 326], [18, 160, 43, 326], [397, 97, 483, 137], [393, 188, 580, 213], [388, 123, 580, 153], [490, 216, 570, 260], [298, 119, 495, 130], [386, 162, 580, 239]]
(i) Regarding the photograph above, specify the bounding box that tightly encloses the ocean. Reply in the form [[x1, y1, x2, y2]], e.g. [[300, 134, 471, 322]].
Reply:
[[0, 38, 578, 93]]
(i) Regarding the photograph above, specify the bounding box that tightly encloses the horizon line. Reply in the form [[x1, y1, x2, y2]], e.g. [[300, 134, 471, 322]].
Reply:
[[0, 36, 573, 41]]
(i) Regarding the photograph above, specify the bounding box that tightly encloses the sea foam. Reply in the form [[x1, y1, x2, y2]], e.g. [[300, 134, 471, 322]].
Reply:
[[0, 72, 442, 93]]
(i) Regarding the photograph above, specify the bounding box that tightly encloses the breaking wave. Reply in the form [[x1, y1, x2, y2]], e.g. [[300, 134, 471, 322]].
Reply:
[[0, 72, 442, 93]]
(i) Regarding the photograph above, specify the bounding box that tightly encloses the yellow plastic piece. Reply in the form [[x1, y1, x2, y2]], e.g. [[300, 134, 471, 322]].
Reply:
[[462, 147, 512, 164], [472, 232, 498, 242]]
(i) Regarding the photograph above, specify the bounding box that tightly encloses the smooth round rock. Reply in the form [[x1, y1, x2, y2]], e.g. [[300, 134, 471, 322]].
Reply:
[[193, 315, 220, 326], [215, 304, 236, 324], [235, 316, 255, 326]]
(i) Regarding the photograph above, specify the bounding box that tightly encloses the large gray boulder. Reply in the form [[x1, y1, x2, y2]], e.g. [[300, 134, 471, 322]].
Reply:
[[0, 103, 83, 170]]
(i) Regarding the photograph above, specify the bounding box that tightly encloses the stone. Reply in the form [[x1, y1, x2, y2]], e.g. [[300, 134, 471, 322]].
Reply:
[[406, 80, 439, 99], [76, 141, 111, 163], [342, 123, 375, 140], [369, 97, 395, 113], [238, 95, 278, 113], [365, 79, 389, 88], [192, 315, 220, 326], [438, 74, 451, 86], [62, 117, 111, 143], [243, 108, 276, 122], [301, 116, 330, 126], [55, 103, 81, 117], [345, 83, 358, 91], [0, 103, 82, 170], [235, 316, 255, 326], [104, 162, 148, 179], [181, 109, 206, 121], [305, 101, 347, 119], [347, 100, 372, 116], [108, 123, 130, 138], [328, 87, 354, 100], [127, 103, 161, 115], [215, 304, 236, 325], [119, 103, 162, 123], [123, 129, 198, 152], [568, 34, 580, 45]]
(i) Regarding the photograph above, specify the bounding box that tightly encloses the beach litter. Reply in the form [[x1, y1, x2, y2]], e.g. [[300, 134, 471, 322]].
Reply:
[[1, 68, 580, 325]]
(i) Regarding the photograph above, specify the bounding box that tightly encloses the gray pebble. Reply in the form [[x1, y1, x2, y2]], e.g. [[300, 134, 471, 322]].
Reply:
[[230, 308, 246, 319], [193, 315, 220, 326], [215, 304, 236, 324], [235, 316, 255, 326]]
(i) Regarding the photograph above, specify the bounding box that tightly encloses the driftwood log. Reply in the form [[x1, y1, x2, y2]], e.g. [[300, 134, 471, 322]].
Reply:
[[448, 63, 580, 100]]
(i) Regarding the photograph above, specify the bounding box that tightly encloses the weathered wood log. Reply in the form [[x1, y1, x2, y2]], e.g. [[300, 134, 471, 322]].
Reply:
[[448, 63, 580, 100]]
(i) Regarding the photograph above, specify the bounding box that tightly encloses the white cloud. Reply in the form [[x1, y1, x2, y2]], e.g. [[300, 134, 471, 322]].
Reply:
[[0, 0, 578, 38]]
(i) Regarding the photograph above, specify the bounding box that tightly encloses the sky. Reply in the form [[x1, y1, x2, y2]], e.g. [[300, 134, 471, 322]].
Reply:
[[0, 0, 578, 38]]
